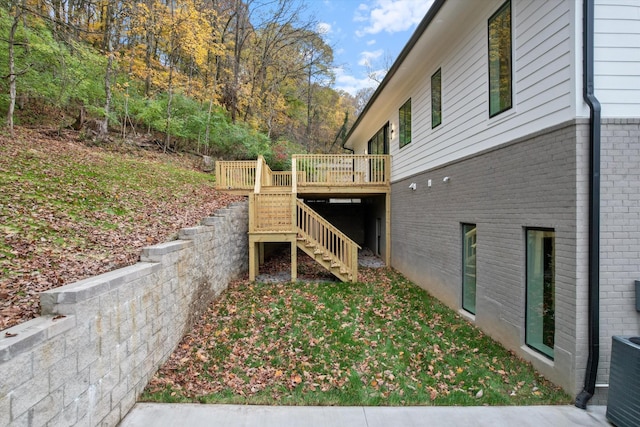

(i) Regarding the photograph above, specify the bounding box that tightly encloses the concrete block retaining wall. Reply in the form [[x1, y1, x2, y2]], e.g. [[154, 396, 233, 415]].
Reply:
[[0, 201, 248, 426]]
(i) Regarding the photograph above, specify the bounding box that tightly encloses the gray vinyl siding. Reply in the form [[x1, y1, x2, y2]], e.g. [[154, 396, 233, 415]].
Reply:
[[516, 0, 573, 120], [594, 1, 640, 117], [390, 0, 576, 182]]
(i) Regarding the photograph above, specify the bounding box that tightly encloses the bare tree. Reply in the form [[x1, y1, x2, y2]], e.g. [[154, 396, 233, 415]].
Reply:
[[4, 0, 27, 137], [99, 1, 112, 139]]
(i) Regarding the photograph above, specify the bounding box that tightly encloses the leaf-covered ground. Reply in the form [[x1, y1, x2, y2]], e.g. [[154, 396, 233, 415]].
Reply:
[[0, 127, 244, 331], [143, 252, 571, 406]]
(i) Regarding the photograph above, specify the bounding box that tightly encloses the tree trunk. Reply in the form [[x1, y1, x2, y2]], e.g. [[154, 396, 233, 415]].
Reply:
[[165, 0, 176, 152], [100, 2, 114, 140], [204, 98, 214, 155], [306, 62, 313, 150], [144, 0, 155, 98], [101, 48, 113, 139], [165, 67, 173, 153], [145, 30, 154, 97], [7, 9, 21, 137]]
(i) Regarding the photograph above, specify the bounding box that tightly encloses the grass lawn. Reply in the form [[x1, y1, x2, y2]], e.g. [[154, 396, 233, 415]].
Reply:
[[142, 265, 571, 406]]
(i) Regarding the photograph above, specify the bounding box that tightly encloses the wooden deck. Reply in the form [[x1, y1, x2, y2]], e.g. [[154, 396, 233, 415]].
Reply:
[[217, 154, 391, 283], [216, 154, 391, 196]]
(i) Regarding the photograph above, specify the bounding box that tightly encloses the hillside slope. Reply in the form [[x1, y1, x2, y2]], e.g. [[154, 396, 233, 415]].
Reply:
[[0, 127, 244, 331]]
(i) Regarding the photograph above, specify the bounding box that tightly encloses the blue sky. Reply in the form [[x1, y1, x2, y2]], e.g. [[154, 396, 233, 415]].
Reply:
[[309, 0, 435, 95]]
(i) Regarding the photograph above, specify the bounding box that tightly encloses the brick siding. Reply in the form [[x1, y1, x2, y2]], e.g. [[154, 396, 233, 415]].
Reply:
[[390, 120, 589, 396]]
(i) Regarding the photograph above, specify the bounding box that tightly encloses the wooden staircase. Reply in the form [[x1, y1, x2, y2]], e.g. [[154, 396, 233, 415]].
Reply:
[[248, 192, 360, 283], [218, 154, 391, 283], [295, 199, 360, 282], [296, 236, 357, 282]]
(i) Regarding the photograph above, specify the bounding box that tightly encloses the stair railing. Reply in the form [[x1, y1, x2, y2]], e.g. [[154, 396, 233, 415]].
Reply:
[[296, 199, 360, 281]]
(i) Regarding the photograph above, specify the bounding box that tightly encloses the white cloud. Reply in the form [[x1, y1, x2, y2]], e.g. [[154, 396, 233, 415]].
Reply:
[[355, 0, 434, 36], [354, 3, 370, 22], [332, 67, 379, 96], [366, 39, 377, 46], [317, 22, 332, 35], [358, 49, 384, 67]]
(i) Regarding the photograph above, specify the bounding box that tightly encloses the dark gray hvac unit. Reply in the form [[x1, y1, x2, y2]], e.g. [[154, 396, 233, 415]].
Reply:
[[606, 336, 640, 427]]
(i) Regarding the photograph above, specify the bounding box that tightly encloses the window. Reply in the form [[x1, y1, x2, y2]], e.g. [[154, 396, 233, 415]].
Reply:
[[368, 123, 388, 181], [526, 229, 555, 359], [399, 98, 412, 147], [462, 224, 477, 314], [367, 123, 389, 155], [431, 69, 442, 128], [488, 0, 512, 117]]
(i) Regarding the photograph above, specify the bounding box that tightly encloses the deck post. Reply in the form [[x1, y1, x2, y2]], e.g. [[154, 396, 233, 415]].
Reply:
[[249, 239, 258, 281], [290, 240, 297, 282], [352, 245, 358, 282], [259, 242, 265, 265], [291, 194, 297, 281], [254, 156, 263, 194], [291, 155, 297, 194]]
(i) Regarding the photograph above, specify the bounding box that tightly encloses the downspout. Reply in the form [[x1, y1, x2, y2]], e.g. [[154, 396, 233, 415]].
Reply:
[[575, 0, 601, 410]]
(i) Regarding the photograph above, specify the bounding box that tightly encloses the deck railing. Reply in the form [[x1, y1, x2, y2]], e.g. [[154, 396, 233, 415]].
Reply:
[[215, 160, 256, 190], [217, 154, 390, 193], [292, 154, 390, 188]]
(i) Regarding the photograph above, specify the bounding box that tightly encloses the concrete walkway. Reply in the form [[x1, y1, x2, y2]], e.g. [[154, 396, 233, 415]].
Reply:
[[119, 403, 610, 427]]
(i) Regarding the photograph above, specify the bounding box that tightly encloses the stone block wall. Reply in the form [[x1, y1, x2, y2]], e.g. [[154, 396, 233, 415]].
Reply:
[[0, 201, 248, 426]]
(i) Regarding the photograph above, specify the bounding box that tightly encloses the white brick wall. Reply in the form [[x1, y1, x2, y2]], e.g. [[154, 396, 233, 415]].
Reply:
[[0, 201, 248, 426], [598, 119, 640, 390]]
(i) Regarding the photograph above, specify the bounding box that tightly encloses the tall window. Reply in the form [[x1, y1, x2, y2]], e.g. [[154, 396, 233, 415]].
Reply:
[[526, 229, 555, 359], [399, 98, 412, 147], [368, 123, 388, 182], [488, 0, 512, 117], [462, 224, 477, 314], [431, 68, 442, 128], [367, 123, 389, 155]]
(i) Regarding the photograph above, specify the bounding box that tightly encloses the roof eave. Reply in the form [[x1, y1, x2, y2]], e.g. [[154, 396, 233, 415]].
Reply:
[[344, 0, 448, 150]]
